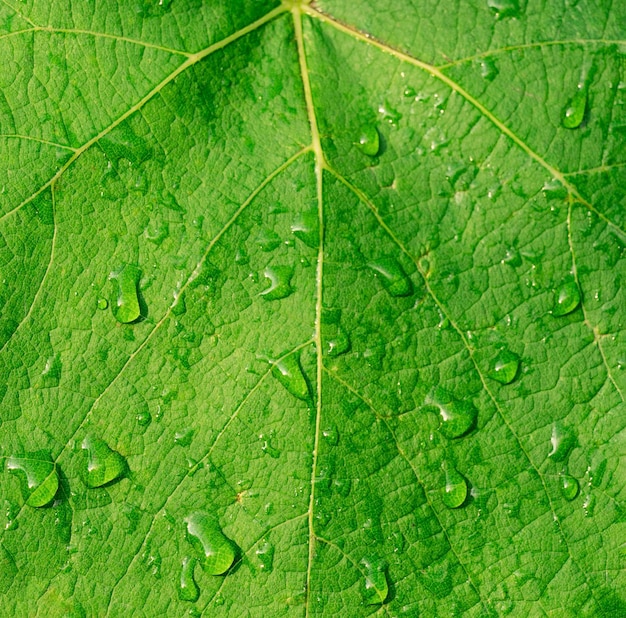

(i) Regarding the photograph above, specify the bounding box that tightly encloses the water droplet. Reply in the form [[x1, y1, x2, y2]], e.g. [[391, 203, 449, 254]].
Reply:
[[378, 101, 402, 125], [178, 556, 200, 602], [144, 219, 169, 245], [559, 474, 579, 501], [426, 388, 478, 439], [0, 544, 17, 593], [367, 258, 412, 297], [291, 210, 319, 249], [562, 85, 587, 129], [271, 354, 311, 401], [97, 298, 108, 310], [184, 511, 236, 575], [552, 279, 581, 316], [100, 122, 151, 165], [548, 423, 576, 462], [321, 425, 339, 446], [583, 492, 596, 517], [81, 436, 127, 488], [259, 433, 280, 459], [109, 264, 142, 324], [174, 428, 194, 447], [171, 293, 186, 316], [255, 540, 274, 573], [40, 352, 62, 387], [403, 86, 416, 98], [256, 229, 281, 252], [488, 349, 520, 384], [502, 248, 522, 267], [260, 266, 293, 301], [6, 451, 59, 507], [361, 557, 389, 605], [136, 410, 151, 427], [479, 57, 499, 81], [441, 462, 468, 508], [542, 178, 568, 201], [487, 0, 521, 18], [356, 125, 380, 157]]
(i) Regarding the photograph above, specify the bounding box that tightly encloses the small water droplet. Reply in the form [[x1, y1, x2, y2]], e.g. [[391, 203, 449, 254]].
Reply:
[[548, 423, 576, 462], [542, 178, 568, 201], [361, 557, 389, 605], [81, 436, 127, 488], [6, 451, 59, 507], [259, 433, 280, 459], [367, 258, 412, 297], [109, 264, 142, 324], [174, 428, 194, 447], [559, 474, 579, 501], [184, 511, 236, 575], [479, 57, 499, 81], [255, 540, 275, 573], [291, 210, 319, 249], [502, 248, 522, 267], [562, 85, 588, 129], [356, 125, 380, 157], [552, 279, 581, 316], [260, 266, 293, 301], [378, 101, 402, 125], [97, 298, 108, 310], [256, 229, 281, 252], [426, 388, 477, 439], [321, 425, 339, 446], [178, 556, 199, 602], [136, 410, 151, 427], [403, 86, 416, 98], [487, 0, 521, 18], [271, 354, 311, 402], [40, 352, 62, 387], [441, 462, 468, 509], [488, 349, 520, 384]]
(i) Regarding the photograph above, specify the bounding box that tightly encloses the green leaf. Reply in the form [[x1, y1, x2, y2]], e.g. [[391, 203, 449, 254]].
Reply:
[[1, 0, 625, 615]]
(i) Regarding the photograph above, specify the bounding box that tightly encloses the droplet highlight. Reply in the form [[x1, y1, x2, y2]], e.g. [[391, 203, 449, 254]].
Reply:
[[552, 279, 581, 316], [184, 511, 236, 576], [260, 266, 293, 301], [559, 474, 579, 501], [81, 436, 127, 488], [562, 85, 587, 129], [291, 210, 319, 249], [441, 462, 468, 509], [426, 388, 478, 439], [356, 125, 380, 157], [109, 264, 142, 324], [6, 451, 59, 507], [548, 423, 576, 462], [488, 349, 520, 384], [255, 540, 275, 573]]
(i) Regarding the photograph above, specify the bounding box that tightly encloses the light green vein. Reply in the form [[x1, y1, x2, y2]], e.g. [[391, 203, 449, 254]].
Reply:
[[0, 134, 77, 150]]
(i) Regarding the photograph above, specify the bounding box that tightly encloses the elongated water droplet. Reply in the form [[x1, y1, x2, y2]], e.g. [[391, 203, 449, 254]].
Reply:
[[356, 125, 380, 157], [260, 266, 293, 301], [548, 423, 576, 462], [7, 451, 59, 507], [559, 474, 579, 501], [367, 258, 412, 297], [0, 544, 17, 593], [552, 279, 581, 316], [562, 86, 587, 129], [488, 349, 520, 384], [487, 0, 521, 18], [582, 493, 596, 517], [81, 436, 126, 488], [427, 388, 477, 439], [40, 352, 62, 388], [441, 462, 468, 508], [109, 264, 142, 324], [291, 210, 319, 249], [271, 355, 310, 401], [256, 229, 281, 252], [184, 511, 236, 575], [178, 556, 199, 602], [361, 557, 389, 605], [255, 540, 275, 573]]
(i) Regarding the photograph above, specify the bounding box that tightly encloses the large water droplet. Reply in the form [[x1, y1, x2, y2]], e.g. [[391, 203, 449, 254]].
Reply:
[[356, 125, 380, 157], [0, 544, 17, 593], [178, 556, 200, 602], [562, 85, 587, 129], [361, 557, 389, 605], [184, 511, 236, 575], [6, 451, 59, 507], [552, 279, 581, 316], [255, 540, 275, 573], [559, 474, 579, 501], [487, 0, 521, 18], [548, 423, 576, 462], [260, 266, 293, 301], [441, 462, 468, 508], [426, 388, 478, 439], [109, 264, 142, 324], [81, 436, 127, 488], [488, 349, 520, 384], [271, 354, 311, 401], [367, 258, 413, 297], [291, 210, 319, 249]]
